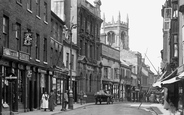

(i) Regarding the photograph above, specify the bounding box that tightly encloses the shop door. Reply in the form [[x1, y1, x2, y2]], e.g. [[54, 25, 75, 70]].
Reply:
[[34, 80, 37, 108], [11, 81, 17, 111], [28, 80, 32, 111], [73, 81, 77, 102], [56, 79, 61, 105]]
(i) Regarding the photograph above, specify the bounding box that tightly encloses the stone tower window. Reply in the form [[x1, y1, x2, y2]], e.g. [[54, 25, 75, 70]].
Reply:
[[121, 32, 126, 49], [107, 31, 115, 45]]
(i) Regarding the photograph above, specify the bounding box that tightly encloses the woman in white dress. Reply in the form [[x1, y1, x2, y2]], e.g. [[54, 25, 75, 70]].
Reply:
[[41, 92, 49, 111]]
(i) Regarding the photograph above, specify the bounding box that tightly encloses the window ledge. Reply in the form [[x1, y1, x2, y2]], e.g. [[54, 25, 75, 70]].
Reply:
[[43, 62, 48, 64], [27, 9, 33, 14], [36, 15, 41, 20], [44, 21, 48, 25], [36, 59, 40, 62], [16, 1, 22, 6]]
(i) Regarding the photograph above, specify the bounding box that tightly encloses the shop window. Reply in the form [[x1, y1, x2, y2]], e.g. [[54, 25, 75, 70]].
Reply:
[[56, 79, 61, 104], [2, 67, 17, 107], [17, 70, 24, 104]]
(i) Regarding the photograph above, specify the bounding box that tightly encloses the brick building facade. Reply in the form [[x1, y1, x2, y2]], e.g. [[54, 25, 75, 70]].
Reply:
[[0, 0, 51, 114]]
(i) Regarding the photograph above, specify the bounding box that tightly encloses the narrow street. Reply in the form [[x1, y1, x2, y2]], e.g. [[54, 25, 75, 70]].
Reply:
[[54, 103, 153, 115]]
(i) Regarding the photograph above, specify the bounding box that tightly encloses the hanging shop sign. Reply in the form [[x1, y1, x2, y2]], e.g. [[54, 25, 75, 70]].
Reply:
[[23, 32, 33, 46], [19, 52, 30, 62], [3, 47, 19, 59], [27, 70, 32, 78], [38, 68, 47, 74], [5, 73, 17, 82]]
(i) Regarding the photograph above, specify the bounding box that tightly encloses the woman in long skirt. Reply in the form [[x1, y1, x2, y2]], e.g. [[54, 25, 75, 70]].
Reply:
[[49, 90, 56, 111], [41, 92, 49, 111]]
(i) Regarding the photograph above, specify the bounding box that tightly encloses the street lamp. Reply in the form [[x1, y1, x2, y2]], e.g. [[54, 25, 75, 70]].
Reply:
[[64, 23, 77, 110]]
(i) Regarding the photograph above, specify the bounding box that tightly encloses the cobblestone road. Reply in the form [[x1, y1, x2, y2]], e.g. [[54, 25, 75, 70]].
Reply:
[[53, 103, 153, 115]]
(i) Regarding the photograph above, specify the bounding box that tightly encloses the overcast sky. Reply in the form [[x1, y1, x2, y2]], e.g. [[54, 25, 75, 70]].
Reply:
[[88, 0, 166, 74]]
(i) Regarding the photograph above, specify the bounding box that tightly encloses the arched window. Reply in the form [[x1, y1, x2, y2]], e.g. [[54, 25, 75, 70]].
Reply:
[[107, 31, 115, 45], [121, 32, 126, 49]]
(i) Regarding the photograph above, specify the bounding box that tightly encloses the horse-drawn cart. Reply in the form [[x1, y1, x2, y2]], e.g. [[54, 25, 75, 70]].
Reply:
[[94, 90, 113, 104]]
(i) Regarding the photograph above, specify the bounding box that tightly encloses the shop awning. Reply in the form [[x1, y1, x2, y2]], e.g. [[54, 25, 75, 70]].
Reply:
[[152, 81, 162, 88], [161, 69, 177, 82], [152, 71, 167, 88], [152, 69, 177, 87], [131, 74, 137, 79], [161, 76, 180, 85], [155, 68, 184, 86], [176, 71, 184, 79]]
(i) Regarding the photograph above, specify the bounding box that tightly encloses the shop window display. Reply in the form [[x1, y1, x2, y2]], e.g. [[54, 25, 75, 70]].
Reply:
[[1, 67, 17, 110]]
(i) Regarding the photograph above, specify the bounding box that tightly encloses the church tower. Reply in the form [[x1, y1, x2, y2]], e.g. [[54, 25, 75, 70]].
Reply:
[[101, 12, 129, 51]]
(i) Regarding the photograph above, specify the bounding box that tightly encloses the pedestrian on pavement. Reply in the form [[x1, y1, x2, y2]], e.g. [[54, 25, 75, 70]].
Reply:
[[79, 90, 84, 105], [41, 91, 49, 111], [62, 90, 68, 111], [49, 90, 56, 111]]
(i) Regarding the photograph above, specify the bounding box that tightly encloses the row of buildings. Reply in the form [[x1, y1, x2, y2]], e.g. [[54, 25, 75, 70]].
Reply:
[[156, 0, 184, 114], [0, 0, 156, 114]]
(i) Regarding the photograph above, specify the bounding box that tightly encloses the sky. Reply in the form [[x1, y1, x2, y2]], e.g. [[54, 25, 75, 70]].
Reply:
[[88, 0, 166, 74]]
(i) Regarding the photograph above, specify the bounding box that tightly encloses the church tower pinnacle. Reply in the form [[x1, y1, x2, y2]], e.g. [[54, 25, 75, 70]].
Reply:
[[118, 11, 121, 23]]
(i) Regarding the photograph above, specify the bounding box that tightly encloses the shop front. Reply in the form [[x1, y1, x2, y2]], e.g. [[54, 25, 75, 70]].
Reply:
[[0, 47, 51, 115], [112, 83, 119, 102], [135, 87, 140, 102], [102, 80, 113, 94], [51, 68, 68, 105]]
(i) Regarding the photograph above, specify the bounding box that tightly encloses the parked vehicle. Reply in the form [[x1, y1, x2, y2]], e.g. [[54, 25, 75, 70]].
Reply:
[[94, 90, 113, 104]]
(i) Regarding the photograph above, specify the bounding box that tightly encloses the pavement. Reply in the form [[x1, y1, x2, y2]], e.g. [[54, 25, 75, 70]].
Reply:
[[129, 102, 182, 115], [15, 103, 94, 115], [13, 102, 182, 115]]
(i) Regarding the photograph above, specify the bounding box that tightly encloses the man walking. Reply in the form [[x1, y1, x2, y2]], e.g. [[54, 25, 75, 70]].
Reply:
[[61, 90, 68, 111]]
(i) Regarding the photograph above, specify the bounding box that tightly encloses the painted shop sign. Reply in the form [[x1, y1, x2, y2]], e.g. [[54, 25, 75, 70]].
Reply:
[[19, 52, 30, 62], [3, 47, 18, 59], [38, 68, 47, 74]]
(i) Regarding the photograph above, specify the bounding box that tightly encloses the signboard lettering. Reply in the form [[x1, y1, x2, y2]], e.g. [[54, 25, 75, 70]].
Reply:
[[19, 52, 30, 61], [3, 47, 18, 59]]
